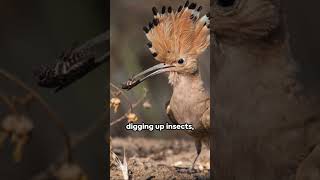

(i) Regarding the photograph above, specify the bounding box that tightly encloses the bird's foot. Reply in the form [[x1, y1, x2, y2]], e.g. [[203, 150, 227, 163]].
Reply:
[[175, 166, 198, 174]]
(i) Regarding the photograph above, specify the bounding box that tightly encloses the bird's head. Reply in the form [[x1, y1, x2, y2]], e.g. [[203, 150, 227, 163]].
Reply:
[[122, 1, 210, 90], [212, 0, 281, 41]]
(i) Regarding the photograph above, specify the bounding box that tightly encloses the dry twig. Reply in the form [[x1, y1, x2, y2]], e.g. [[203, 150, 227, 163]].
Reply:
[[0, 69, 72, 162], [110, 83, 148, 126]]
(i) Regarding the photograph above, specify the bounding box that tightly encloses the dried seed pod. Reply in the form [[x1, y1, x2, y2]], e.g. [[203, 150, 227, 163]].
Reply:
[[127, 113, 138, 123], [1, 114, 34, 162], [14, 115, 34, 136], [1, 114, 19, 132], [110, 98, 121, 112]]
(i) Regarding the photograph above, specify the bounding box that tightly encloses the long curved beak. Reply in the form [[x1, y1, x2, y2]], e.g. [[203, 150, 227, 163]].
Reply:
[[122, 63, 174, 90]]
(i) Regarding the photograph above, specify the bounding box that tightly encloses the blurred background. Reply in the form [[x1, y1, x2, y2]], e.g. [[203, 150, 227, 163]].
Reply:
[[110, 0, 210, 139], [284, 0, 320, 95], [0, 0, 107, 179]]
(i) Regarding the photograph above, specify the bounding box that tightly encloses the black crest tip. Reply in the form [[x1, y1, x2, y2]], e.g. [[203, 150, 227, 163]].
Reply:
[[189, 3, 197, 10], [197, 6, 202, 12], [149, 22, 154, 29], [152, 52, 158, 57], [184, 1, 189, 7], [206, 13, 211, 18], [152, 7, 158, 15], [153, 18, 159, 26], [143, 26, 149, 33], [168, 6, 172, 13], [147, 42, 152, 48], [162, 6, 166, 14], [178, 6, 183, 12]]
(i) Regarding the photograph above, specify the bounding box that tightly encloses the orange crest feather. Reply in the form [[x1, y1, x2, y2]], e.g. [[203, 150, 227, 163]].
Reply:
[[143, 1, 210, 63]]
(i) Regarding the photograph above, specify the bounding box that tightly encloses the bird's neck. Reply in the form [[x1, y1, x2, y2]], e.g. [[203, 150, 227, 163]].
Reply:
[[169, 71, 208, 101]]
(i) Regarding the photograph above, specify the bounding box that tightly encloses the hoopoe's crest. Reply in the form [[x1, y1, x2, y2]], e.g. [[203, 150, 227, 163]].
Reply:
[[143, 1, 210, 64]]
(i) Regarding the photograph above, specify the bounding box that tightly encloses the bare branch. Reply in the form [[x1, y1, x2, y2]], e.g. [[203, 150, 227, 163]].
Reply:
[[110, 86, 148, 126], [0, 69, 72, 162]]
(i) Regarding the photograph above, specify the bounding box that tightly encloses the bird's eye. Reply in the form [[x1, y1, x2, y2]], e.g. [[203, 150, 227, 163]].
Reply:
[[178, 59, 185, 64], [217, 0, 236, 7]]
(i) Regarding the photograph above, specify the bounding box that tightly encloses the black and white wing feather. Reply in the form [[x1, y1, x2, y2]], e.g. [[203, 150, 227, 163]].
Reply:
[[34, 31, 109, 92]]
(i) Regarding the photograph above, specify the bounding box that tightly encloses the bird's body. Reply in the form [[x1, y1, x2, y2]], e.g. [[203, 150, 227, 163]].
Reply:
[[167, 72, 210, 143], [166, 71, 210, 167], [212, 0, 320, 179], [122, 1, 210, 169]]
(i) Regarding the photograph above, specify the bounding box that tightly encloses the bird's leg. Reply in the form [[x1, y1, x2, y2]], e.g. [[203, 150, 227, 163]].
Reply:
[[190, 139, 202, 171], [176, 139, 202, 174]]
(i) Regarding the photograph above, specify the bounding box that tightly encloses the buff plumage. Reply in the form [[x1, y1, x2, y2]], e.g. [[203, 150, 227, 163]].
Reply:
[[143, 1, 210, 64]]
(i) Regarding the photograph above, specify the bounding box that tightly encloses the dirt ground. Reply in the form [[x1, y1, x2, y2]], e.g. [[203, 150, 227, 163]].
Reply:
[[110, 137, 210, 180]]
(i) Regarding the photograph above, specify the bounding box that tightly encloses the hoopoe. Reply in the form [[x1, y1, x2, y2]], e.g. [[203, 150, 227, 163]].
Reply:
[[122, 1, 210, 170]]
